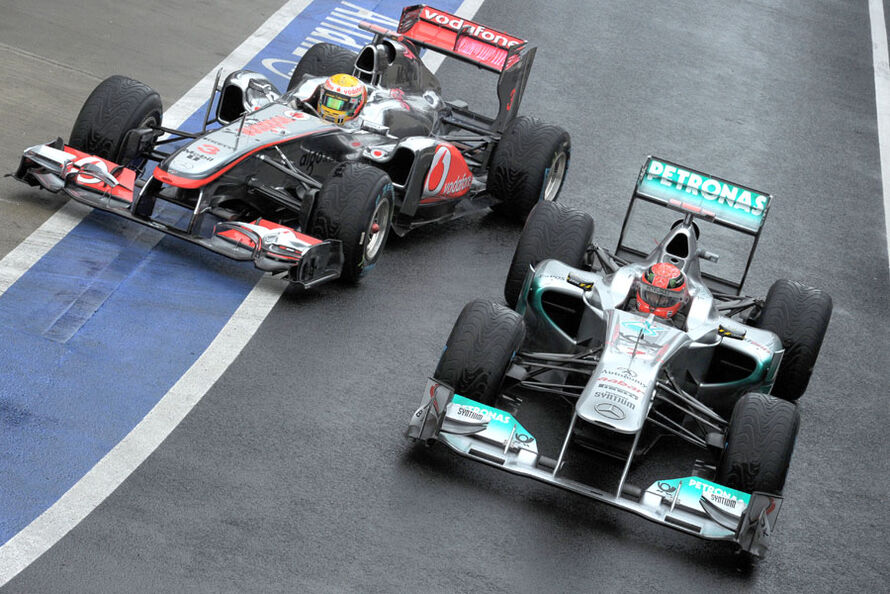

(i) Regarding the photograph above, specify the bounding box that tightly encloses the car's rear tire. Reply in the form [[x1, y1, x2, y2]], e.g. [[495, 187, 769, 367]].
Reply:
[[504, 201, 593, 308], [288, 43, 359, 91], [69, 75, 162, 165], [434, 300, 526, 405], [716, 393, 799, 494], [751, 279, 832, 401], [488, 116, 571, 222], [310, 163, 393, 283]]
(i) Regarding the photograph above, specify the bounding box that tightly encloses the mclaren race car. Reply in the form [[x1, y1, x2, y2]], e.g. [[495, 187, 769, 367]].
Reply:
[[13, 5, 569, 287], [408, 157, 833, 558]]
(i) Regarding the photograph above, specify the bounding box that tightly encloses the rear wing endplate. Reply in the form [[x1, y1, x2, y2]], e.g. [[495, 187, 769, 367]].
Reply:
[[617, 157, 774, 292]]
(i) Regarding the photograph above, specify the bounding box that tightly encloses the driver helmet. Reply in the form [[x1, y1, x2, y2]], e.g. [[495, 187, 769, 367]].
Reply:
[[317, 74, 366, 124], [636, 262, 687, 318]]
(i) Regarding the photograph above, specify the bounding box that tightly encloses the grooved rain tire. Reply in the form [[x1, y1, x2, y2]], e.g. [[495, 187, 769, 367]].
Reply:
[[310, 163, 393, 284], [504, 201, 593, 308], [716, 393, 799, 494], [288, 43, 359, 91], [488, 115, 571, 222], [753, 279, 832, 400], [69, 75, 162, 164], [434, 300, 526, 405]]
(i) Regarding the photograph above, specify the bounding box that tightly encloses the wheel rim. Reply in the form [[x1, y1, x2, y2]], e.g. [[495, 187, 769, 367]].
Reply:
[[542, 151, 568, 201], [364, 197, 390, 261]]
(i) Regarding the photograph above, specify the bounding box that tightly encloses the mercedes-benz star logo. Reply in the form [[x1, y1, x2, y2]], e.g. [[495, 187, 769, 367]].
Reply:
[[595, 402, 626, 420]]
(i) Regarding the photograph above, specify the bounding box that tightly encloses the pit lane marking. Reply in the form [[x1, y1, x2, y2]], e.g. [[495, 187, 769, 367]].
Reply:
[[0, 0, 484, 585], [869, 0, 890, 270], [0, 0, 316, 583]]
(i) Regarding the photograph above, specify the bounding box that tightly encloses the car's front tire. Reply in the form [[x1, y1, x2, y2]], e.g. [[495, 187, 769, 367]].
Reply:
[[751, 279, 832, 400], [716, 392, 799, 494], [434, 300, 525, 405], [504, 201, 593, 308], [69, 75, 162, 165], [310, 163, 393, 283]]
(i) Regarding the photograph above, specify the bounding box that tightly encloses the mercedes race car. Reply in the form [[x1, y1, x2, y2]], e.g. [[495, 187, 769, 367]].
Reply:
[[408, 157, 833, 558], [13, 5, 569, 287]]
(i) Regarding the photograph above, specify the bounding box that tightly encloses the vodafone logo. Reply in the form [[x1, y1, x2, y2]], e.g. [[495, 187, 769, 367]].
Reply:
[[423, 145, 473, 199], [421, 8, 522, 49], [425, 145, 452, 195], [73, 156, 109, 185]]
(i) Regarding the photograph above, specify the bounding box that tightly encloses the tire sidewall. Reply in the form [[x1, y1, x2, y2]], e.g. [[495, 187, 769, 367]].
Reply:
[[69, 75, 162, 164], [488, 116, 572, 221], [311, 163, 394, 283], [504, 201, 592, 308]]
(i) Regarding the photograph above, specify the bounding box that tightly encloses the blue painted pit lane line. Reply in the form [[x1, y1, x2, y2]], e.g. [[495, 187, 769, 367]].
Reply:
[[0, 0, 459, 551]]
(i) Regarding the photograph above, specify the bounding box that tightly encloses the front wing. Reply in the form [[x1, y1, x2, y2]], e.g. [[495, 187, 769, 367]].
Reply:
[[13, 142, 342, 288], [407, 379, 783, 557]]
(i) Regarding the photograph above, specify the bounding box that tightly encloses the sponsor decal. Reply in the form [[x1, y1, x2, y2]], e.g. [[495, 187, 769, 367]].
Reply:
[[423, 144, 472, 198], [72, 157, 109, 185], [594, 402, 625, 420], [299, 149, 334, 174], [622, 319, 665, 337], [638, 159, 770, 231], [240, 113, 302, 137], [456, 406, 486, 422], [420, 8, 523, 49], [456, 403, 511, 424], [657, 481, 676, 495], [596, 377, 644, 395], [593, 391, 636, 410], [600, 367, 646, 388], [389, 88, 411, 111], [651, 477, 751, 515]]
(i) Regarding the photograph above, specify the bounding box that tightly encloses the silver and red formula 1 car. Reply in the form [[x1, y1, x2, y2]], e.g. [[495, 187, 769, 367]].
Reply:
[[408, 157, 832, 558], [13, 5, 569, 287]]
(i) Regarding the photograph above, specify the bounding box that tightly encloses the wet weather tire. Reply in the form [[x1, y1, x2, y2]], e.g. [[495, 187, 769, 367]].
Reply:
[[434, 300, 526, 405], [311, 163, 394, 283], [288, 43, 359, 91], [716, 393, 799, 494], [504, 201, 593, 308], [69, 75, 162, 164], [488, 116, 571, 222], [752, 279, 832, 400]]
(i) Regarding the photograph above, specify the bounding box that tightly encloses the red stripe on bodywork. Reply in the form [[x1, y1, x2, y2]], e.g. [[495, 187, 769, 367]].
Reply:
[[254, 218, 322, 245], [153, 129, 331, 189]]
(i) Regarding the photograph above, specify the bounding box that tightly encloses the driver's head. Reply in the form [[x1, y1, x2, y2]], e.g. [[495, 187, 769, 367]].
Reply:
[[636, 262, 687, 319], [318, 74, 366, 124]]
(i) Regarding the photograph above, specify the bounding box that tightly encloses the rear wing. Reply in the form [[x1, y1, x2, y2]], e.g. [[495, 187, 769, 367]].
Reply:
[[365, 5, 535, 132], [397, 5, 526, 72], [617, 157, 773, 292]]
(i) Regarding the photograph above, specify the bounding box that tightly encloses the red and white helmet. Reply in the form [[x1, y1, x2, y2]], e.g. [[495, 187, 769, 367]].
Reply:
[[636, 262, 687, 318]]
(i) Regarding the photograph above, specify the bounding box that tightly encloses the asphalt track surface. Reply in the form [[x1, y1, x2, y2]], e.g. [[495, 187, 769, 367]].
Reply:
[[1, 0, 889, 591]]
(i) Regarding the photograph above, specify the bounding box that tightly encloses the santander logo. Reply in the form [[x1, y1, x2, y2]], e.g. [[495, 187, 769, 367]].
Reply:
[[421, 8, 522, 49], [424, 145, 472, 199]]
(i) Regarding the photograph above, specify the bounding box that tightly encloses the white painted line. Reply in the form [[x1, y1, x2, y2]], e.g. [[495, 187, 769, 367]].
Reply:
[[0, 0, 487, 585], [869, 0, 890, 269], [0, 0, 315, 297], [0, 277, 285, 585]]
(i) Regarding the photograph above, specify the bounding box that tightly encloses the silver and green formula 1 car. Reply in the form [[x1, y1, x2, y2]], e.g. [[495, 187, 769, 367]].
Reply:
[[407, 157, 833, 558]]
